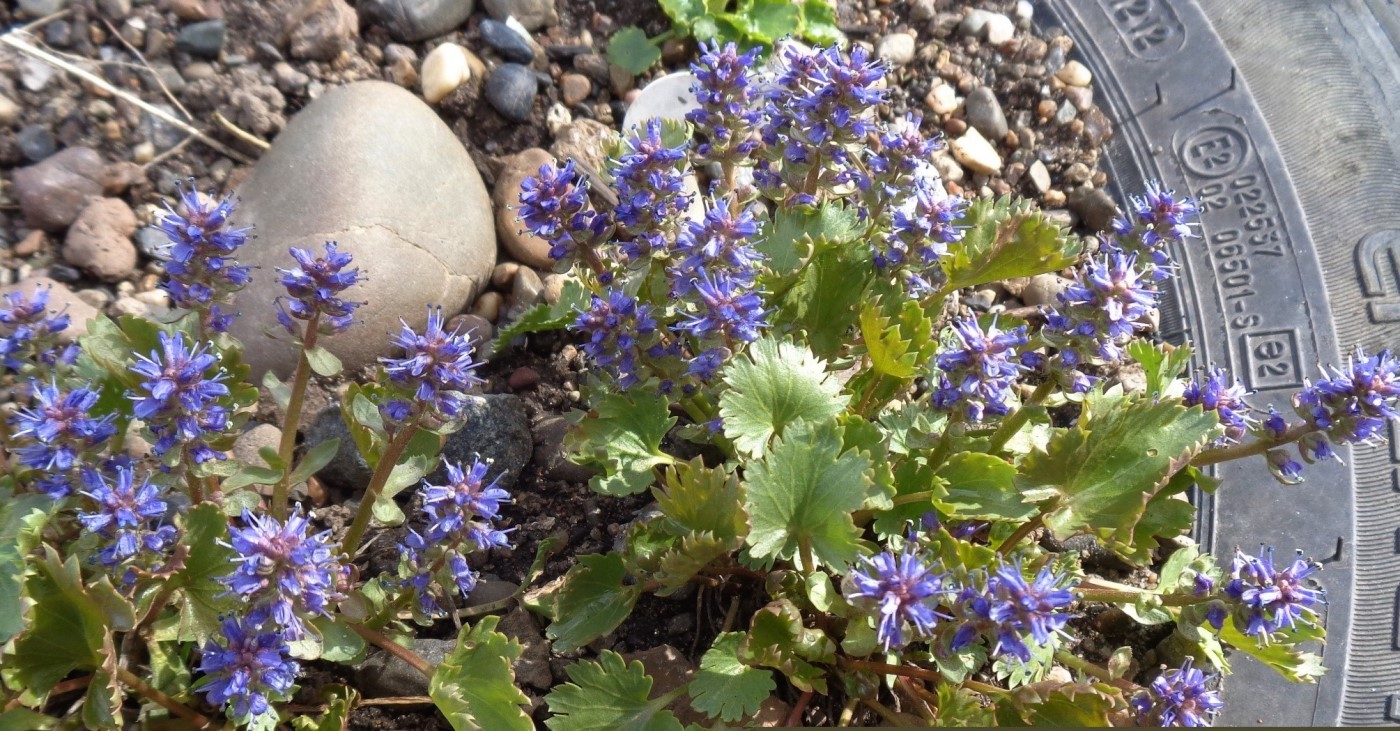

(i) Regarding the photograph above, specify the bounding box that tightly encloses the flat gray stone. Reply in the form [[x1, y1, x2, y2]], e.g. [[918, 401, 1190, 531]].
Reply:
[[229, 81, 495, 378]]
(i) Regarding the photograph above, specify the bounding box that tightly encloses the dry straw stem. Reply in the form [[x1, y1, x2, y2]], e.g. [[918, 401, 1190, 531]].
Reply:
[[0, 30, 258, 164]]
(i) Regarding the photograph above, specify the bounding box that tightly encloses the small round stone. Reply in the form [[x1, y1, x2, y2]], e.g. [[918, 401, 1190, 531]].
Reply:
[[877, 33, 916, 67], [485, 63, 538, 123], [16, 125, 56, 162], [1055, 60, 1092, 87], [479, 18, 534, 64], [421, 42, 472, 104]]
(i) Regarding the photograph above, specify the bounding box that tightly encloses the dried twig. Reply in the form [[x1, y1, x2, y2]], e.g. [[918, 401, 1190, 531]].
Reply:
[[100, 17, 196, 123], [212, 111, 271, 150], [0, 31, 256, 165]]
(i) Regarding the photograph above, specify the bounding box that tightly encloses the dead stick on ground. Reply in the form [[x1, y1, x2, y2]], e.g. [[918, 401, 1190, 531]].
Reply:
[[212, 111, 271, 150], [0, 31, 256, 165], [100, 18, 196, 123]]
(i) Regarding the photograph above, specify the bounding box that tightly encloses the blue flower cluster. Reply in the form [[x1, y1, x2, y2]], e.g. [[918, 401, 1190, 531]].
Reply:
[[1295, 347, 1400, 445], [613, 119, 692, 257], [381, 308, 485, 422], [758, 44, 887, 196], [687, 42, 762, 165], [156, 185, 252, 333], [10, 381, 117, 498], [847, 542, 948, 651], [276, 241, 364, 337], [76, 463, 176, 571], [1111, 181, 1200, 272], [950, 562, 1076, 662], [845, 547, 1076, 660], [0, 284, 78, 373], [1044, 250, 1158, 369], [197, 616, 299, 724], [1183, 367, 1253, 442], [932, 318, 1029, 422], [574, 290, 658, 389], [399, 459, 512, 616], [1130, 658, 1224, 727], [1225, 547, 1325, 641], [222, 507, 346, 639], [128, 332, 232, 464], [517, 159, 607, 263]]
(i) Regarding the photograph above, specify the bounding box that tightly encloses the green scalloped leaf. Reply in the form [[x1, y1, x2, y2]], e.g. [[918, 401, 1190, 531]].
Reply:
[[943, 197, 1083, 292], [546, 553, 641, 652], [690, 633, 776, 722], [1127, 340, 1194, 397], [545, 651, 683, 731], [654, 459, 747, 542], [570, 390, 677, 496], [739, 599, 835, 693], [719, 337, 847, 457], [607, 27, 662, 76], [430, 616, 533, 731], [0, 490, 54, 645], [743, 421, 868, 570], [1017, 393, 1221, 557], [936, 452, 1036, 522], [10, 549, 125, 693]]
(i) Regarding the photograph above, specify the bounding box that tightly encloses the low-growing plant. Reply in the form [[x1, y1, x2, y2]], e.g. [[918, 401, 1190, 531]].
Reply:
[[607, 0, 842, 76], [0, 40, 1388, 731], [503, 42, 1386, 726]]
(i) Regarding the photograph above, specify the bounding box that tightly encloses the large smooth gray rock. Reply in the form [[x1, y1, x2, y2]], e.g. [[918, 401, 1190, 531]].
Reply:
[[229, 81, 495, 378]]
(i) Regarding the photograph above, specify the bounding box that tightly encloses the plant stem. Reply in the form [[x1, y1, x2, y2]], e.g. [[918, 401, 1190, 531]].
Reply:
[[986, 379, 1055, 453], [841, 657, 942, 683], [273, 313, 321, 520], [798, 536, 816, 575], [350, 624, 434, 679], [1052, 650, 1139, 692], [115, 667, 212, 728], [996, 512, 1044, 554], [339, 424, 418, 557], [1190, 422, 1316, 466], [786, 690, 815, 727], [962, 679, 1009, 696], [1076, 586, 1207, 607]]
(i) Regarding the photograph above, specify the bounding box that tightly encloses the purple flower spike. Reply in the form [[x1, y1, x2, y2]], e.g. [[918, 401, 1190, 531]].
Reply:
[[846, 541, 948, 651], [197, 616, 299, 723], [673, 271, 769, 344], [951, 562, 1076, 661], [382, 307, 486, 421], [157, 183, 252, 332], [1295, 347, 1400, 445], [670, 198, 764, 296], [223, 507, 346, 639], [572, 290, 657, 389], [10, 380, 117, 497], [1045, 249, 1158, 366], [517, 159, 608, 263], [128, 331, 232, 463], [0, 284, 77, 372], [276, 241, 365, 336], [399, 458, 513, 616], [932, 318, 1028, 422], [688, 42, 763, 164], [1183, 367, 1254, 442], [1225, 547, 1325, 642], [1130, 658, 1224, 727], [76, 464, 176, 568], [611, 118, 691, 243], [761, 45, 887, 188], [1112, 180, 1200, 269]]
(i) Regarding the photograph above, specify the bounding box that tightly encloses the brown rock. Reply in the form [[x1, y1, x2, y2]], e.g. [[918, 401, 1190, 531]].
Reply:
[[0, 276, 100, 342], [491, 262, 520, 289], [549, 118, 614, 173], [290, 0, 358, 61], [473, 291, 503, 322], [621, 646, 705, 726], [169, 0, 215, 20], [494, 148, 556, 268], [232, 423, 283, 468], [13, 230, 44, 256], [12, 147, 105, 232], [64, 198, 139, 281], [99, 161, 145, 195], [560, 72, 591, 106], [509, 366, 540, 390], [1021, 273, 1075, 306]]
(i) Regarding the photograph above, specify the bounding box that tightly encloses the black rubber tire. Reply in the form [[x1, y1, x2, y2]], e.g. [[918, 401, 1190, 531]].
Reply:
[[1034, 0, 1400, 725]]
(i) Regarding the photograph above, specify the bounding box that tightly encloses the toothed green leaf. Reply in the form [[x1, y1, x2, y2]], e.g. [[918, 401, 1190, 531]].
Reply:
[[720, 337, 847, 457]]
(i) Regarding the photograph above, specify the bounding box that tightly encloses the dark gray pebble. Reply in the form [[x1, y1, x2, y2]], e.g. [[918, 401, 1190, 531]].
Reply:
[[486, 63, 537, 123], [16, 125, 56, 163], [479, 19, 535, 64], [176, 20, 226, 58]]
